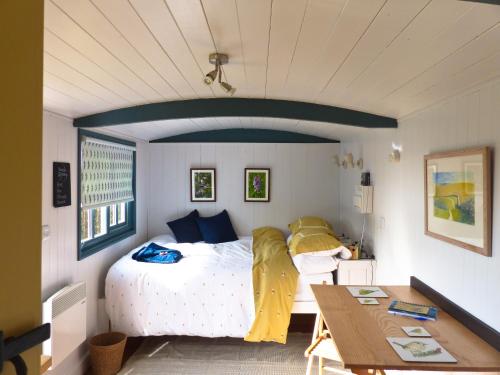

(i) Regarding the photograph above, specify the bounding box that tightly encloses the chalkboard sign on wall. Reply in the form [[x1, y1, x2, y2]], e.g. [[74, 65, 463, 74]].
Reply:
[[53, 162, 71, 207]]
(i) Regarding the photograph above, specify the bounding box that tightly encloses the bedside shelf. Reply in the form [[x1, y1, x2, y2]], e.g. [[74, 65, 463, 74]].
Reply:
[[337, 259, 376, 286]]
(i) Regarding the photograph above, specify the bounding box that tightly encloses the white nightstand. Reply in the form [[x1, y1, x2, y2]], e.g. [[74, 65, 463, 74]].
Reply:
[[337, 259, 376, 286]]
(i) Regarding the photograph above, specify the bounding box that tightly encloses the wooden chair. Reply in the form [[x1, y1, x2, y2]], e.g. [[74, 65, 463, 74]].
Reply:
[[304, 311, 349, 375]]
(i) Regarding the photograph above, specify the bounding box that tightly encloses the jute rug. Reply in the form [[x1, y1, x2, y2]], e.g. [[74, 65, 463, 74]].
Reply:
[[118, 333, 338, 375]]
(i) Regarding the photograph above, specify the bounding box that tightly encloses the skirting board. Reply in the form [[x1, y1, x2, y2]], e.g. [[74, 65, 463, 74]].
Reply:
[[410, 276, 500, 351]]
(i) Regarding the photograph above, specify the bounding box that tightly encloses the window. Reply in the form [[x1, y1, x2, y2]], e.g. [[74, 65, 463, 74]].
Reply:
[[78, 129, 136, 260]]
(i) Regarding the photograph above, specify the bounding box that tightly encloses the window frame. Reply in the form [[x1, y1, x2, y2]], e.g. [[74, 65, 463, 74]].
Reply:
[[77, 129, 136, 260]]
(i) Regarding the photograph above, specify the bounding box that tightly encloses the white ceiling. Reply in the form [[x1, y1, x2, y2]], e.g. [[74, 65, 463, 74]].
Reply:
[[106, 116, 373, 142], [43, 0, 500, 137]]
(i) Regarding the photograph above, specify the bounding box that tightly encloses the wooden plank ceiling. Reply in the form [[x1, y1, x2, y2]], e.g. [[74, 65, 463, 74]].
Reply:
[[101, 116, 373, 142], [44, 0, 500, 140]]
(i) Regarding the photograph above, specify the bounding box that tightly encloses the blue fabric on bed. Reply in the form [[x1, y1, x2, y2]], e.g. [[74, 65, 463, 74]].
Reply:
[[167, 209, 203, 243], [195, 209, 238, 244], [132, 242, 183, 264]]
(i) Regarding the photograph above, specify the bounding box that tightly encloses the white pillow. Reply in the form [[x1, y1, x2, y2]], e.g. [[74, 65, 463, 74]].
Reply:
[[292, 253, 338, 275], [149, 234, 177, 244], [303, 246, 352, 259]]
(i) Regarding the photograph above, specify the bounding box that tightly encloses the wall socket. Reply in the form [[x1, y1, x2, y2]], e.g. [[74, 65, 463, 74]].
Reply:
[[42, 225, 50, 240], [378, 216, 386, 231]]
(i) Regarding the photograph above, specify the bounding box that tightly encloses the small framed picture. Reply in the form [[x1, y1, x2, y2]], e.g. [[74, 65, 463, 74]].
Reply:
[[245, 168, 270, 202], [190, 168, 216, 202]]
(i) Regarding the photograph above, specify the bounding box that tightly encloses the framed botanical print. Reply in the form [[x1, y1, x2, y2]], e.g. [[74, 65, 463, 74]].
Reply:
[[424, 147, 492, 256], [190, 168, 216, 202], [245, 168, 270, 202]]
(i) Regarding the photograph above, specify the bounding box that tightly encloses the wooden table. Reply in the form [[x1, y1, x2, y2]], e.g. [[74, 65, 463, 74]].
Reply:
[[310, 285, 500, 373]]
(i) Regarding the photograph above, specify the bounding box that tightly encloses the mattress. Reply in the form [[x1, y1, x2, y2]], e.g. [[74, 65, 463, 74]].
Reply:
[[106, 235, 255, 338], [295, 272, 334, 302]]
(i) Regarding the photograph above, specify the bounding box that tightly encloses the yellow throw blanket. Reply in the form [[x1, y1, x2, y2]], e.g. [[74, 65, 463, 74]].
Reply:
[[244, 227, 299, 344]]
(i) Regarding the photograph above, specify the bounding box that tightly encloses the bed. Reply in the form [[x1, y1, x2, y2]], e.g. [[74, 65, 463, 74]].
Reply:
[[105, 234, 335, 338]]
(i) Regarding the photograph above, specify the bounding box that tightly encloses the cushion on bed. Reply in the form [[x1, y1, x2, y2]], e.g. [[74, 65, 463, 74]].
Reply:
[[196, 209, 238, 244], [288, 216, 334, 235], [167, 210, 203, 243], [292, 253, 338, 275], [288, 227, 344, 256]]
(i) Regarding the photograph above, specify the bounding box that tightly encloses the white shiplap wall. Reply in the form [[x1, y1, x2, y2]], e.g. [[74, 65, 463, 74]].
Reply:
[[41, 111, 149, 375], [148, 143, 340, 238], [339, 78, 500, 331]]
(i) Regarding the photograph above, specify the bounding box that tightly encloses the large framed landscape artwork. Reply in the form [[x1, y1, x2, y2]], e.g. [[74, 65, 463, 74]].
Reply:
[[424, 147, 492, 256]]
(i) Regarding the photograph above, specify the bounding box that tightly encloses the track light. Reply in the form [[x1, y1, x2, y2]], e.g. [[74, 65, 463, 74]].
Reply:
[[204, 68, 218, 85], [203, 52, 236, 95], [219, 81, 235, 95]]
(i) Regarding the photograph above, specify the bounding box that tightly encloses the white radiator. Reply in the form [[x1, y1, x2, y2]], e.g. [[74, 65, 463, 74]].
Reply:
[[42, 282, 87, 369]]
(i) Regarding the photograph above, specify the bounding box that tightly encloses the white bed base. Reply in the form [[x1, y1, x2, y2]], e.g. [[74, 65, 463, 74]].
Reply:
[[291, 300, 319, 314]]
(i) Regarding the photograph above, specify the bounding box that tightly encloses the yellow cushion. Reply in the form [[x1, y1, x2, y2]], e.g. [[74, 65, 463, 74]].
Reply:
[[288, 216, 334, 235], [288, 228, 343, 256]]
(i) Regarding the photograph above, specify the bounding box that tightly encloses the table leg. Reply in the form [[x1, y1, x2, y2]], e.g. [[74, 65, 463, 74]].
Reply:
[[306, 311, 322, 375], [306, 355, 314, 375], [350, 368, 371, 375]]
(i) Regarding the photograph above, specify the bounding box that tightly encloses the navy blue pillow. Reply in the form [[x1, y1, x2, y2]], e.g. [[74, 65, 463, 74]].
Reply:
[[167, 210, 203, 243], [195, 210, 238, 244]]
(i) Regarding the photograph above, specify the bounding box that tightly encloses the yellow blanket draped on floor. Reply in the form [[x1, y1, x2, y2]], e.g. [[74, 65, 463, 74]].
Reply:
[[244, 227, 299, 344]]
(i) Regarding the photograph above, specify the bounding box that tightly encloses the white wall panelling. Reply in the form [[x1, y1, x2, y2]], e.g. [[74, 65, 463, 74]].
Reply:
[[148, 143, 340, 238], [339, 78, 500, 331], [41, 111, 149, 375], [43, 1, 500, 120]]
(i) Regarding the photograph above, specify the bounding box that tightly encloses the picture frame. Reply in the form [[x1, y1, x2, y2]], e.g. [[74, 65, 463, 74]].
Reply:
[[424, 147, 492, 257], [190, 168, 216, 202], [245, 168, 270, 202]]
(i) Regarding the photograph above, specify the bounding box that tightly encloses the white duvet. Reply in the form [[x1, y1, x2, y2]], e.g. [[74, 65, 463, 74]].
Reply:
[[105, 234, 338, 338], [105, 235, 255, 338]]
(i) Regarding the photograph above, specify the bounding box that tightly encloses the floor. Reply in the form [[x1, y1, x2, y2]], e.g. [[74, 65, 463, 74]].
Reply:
[[118, 333, 320, 375], [86, 314, 317, 374]]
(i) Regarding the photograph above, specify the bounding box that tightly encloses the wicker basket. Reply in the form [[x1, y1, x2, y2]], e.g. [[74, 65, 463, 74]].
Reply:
[[89, 332, 127, 375]]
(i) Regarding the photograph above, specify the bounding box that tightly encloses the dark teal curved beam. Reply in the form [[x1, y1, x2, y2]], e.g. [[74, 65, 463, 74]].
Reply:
[[73, 98, 397, 128], [150, 128, 339, 143]]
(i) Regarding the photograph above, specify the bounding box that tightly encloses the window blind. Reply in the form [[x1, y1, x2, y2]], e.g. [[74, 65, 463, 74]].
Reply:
[[80, 137, 135, 209]]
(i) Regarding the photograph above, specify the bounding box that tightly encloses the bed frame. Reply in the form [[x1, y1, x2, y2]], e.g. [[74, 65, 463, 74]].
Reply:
[[291, 301, 319, 314]]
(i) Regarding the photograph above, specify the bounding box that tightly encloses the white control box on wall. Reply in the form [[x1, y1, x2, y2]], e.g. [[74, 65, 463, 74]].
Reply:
[[353, 185, 373, 214]]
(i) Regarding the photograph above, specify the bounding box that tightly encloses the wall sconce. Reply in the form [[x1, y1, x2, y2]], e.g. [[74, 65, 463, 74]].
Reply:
[[389, 143, 402, 163], [356, 158, 363, 169], [334, 153, 363, 169], [343, 153, 354, 169], [389, 150, 400, 162]]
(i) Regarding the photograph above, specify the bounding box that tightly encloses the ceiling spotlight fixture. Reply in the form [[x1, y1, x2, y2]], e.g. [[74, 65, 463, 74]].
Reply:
[[203, 53, 236, 95], [219, 79, 235, 96], [203, 68, 218, 85]]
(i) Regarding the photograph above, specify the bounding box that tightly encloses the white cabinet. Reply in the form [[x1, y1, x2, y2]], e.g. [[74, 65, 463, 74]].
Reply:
[[337, 259, 376, 286]]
